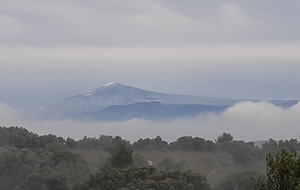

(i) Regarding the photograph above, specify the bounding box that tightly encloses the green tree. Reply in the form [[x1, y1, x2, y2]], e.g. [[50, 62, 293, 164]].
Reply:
[[262, 138, 279, 153], [215, 170, 261, 190], [22, 172, 68, 190], [254, 149, 300, 190], [109, 136, 133, 168], [157, 158, 187, 172], [0, 126, 90, 190], [216, 133, 233, 144], [133, 135, 168, 151], [65, 137, 76, 148], [73, 167, 211, 190]]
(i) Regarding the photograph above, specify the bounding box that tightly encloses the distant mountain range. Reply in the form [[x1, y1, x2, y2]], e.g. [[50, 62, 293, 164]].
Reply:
[[32, 82, 299, 121]]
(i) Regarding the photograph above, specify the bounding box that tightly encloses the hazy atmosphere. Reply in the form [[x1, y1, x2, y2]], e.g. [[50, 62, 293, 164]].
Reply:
[[1, 0, 300, 142]]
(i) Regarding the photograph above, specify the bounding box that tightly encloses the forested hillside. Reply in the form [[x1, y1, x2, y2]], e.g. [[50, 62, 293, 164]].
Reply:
[[1, 126, 300, 190]]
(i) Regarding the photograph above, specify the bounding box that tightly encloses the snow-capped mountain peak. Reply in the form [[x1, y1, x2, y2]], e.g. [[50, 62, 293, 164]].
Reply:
[[33, 82, 299, 121], [104, 82, 117, 87]]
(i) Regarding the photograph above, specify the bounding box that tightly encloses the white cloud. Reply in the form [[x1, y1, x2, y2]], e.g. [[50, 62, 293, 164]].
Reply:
[[1, 0, 299, 46], [218, 102, 300, 140], [1, 101, 300, 142]]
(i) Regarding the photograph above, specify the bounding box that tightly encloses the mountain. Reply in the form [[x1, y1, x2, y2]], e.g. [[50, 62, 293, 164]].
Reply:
[[33, 82, 299, 121], [77, 102, 229, 122]]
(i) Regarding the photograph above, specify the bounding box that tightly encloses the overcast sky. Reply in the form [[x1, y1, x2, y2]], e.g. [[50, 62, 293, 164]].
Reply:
[[1, 0, 300, 141], [1, 0, 300, 108]]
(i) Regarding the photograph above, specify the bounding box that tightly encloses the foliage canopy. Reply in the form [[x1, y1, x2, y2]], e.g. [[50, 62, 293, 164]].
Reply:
[[73, 167, 211, 190], [254, 149, 300, 190]]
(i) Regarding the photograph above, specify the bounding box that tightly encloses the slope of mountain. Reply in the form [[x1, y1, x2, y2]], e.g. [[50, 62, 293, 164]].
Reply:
[[68, 101, 229, 122], [33, 82, 299, 121]]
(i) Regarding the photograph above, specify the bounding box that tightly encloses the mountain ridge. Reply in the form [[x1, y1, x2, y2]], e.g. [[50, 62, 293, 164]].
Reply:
[[33, 82, 299, 121]]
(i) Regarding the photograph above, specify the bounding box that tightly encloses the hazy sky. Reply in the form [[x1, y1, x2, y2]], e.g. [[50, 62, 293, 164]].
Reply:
[[1, 0, 300, 108], [1, 0, 300, 141]]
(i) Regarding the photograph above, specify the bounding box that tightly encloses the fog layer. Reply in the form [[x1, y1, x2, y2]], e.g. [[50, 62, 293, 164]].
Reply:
[[1, 101, 299, 142]]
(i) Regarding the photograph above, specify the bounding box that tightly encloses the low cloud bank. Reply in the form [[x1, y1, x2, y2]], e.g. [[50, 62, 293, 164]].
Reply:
[[1, 101, 300, 142]]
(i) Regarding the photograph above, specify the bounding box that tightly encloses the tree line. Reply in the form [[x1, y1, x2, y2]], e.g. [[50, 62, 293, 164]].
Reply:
[[1, 126, 300, 190]]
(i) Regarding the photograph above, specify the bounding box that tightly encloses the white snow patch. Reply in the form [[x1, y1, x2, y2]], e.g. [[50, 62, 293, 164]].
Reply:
[[104, 82, 117, 86]]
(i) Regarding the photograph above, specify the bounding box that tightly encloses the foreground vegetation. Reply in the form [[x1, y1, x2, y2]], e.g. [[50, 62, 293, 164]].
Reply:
[[253, 149, 300, 190], [1, 126, 300, 189]]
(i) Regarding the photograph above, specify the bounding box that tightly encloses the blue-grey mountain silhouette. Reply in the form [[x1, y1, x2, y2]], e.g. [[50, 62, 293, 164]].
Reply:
[[33, 82, 299, 121]]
